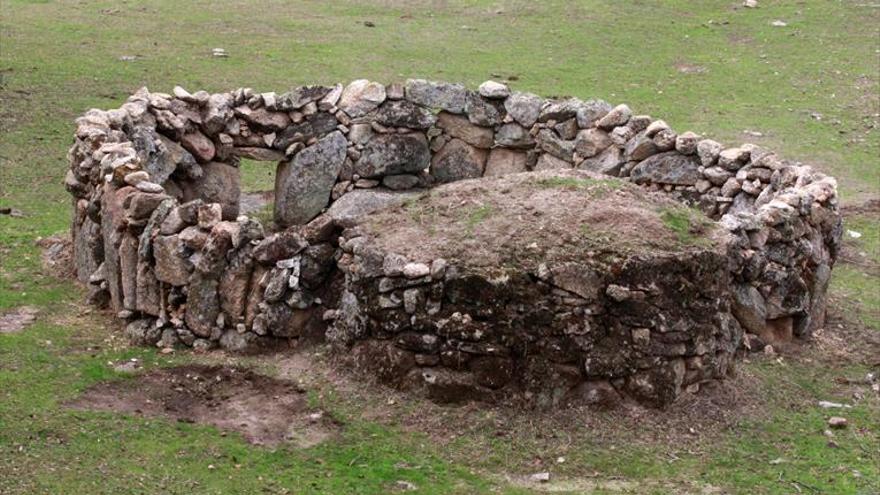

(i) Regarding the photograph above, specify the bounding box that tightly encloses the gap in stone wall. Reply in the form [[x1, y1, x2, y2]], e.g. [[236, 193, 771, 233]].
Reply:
[[238, 158, 277, 231]]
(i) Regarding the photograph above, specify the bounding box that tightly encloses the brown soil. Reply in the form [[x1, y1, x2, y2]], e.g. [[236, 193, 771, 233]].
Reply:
[[0, 306, 38, 334], [36, 234, 75, 279], [69, 364, 339, 447], [361, 170, 721, 274]]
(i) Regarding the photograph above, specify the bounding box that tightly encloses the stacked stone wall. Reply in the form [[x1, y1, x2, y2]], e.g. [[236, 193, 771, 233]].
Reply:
[[65, 79, 842, 404]]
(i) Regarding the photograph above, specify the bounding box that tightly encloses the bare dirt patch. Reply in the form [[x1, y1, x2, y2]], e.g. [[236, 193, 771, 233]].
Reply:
[[674, 61, 708, 74], [0, 306, 38, 334], [36, 234, 75, 279], [69, 364, 339, 447]]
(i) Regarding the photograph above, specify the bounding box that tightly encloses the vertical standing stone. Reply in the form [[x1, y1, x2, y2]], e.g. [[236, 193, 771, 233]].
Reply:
[[185, 275, 220, 337], [274, 131, 348, 227], [135, 262, 161, 316], [180, 161, 241, 220], [101, 184, 136, 312], [119, 233, 139, 311]]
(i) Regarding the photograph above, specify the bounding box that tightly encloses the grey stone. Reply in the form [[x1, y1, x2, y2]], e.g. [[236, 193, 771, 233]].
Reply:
[[464, 92, 504, 127], [624, 131, 659, 161], [718, 147, 750, 171], [326, 189, 419, 227], [338, 79, 387, 118], [535, 153, 573, 170], [404, 79, 467, 113], [281, 85, 333, 110], [431, 138, 488, 183], [536, 129, 575, 161], [578, 146, 624, 176], [119, 233, 138, 310], [219, 246, 254, 324], [436, 112, 494, 148], [185, 275, 220, 337], [703, 166, 732, 186], [552, 120, 578, 142], [348, 123, 374, 144], [153, 235, 191, 286], [252, 231, 308, 264], [235, 106, 291, 130], [697, 139, 722, 166], [575, 100, 612, 129], [596, 104, 632, 130], [354, 133, 430, 178], [721, 178, 742, 197], [731, 283, 767, 335], [478, 80, 509, 99], [484, 148, 528, 176], [274, 131, 347, 227], [538, 99, 581, 123], [74, 216, 102, 284], [629, 152, 701, 185], [403, 263, 430, 279], [264, 267, 291, 302], [126, 192, 171, 222], [549, 263, 602, 299], [382, 174, 421, 190], [159, 207, 187, 235], [233, 147, 284, 162], [375, 100, 436, 129], [503, 92, 543, 128], [273, 112, 338, 150], [675, 131, 700, 155], [180, 130, 215, 163], [495, 123, 535, 148], [180, 161, 240, 220], [574, 128, 613, 158]]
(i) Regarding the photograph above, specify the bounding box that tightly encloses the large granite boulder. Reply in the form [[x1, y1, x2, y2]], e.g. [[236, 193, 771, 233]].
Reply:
[[274, 131, 347, 227]]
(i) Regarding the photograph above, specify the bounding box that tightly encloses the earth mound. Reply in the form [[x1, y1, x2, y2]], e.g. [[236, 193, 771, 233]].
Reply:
[[361, 169, 722, 274], [329, 170, 740, 408]]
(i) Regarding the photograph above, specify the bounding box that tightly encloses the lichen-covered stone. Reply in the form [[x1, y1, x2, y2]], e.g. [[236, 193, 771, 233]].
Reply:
[[354, 133, 430, 179], [274, 131, 347, 227]]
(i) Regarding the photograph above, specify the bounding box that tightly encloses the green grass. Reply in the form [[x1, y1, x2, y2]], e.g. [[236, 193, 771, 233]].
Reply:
[[239, 158, 277, 193], [831, 212, 880, 330], [1, 0, 878, 493], [660, 205, 714, 246], [463, 204, 493, 236]]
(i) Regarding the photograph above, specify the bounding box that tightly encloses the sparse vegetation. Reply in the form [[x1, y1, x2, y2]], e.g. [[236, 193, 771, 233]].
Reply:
[[535, 176, 623, 197], [463, 204, 493, 236], [660, 206, 713, 246]]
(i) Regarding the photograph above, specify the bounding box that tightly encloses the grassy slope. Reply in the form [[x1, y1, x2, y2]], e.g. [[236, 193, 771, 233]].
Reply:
[[1, 1, 878, 494]]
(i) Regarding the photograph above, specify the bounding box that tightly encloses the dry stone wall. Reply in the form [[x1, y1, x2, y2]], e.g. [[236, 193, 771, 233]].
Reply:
[[66, 79, 842, 406]]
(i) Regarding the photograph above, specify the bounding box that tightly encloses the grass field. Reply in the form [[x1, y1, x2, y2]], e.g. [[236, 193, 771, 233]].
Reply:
[[1, 1, 878, 493]]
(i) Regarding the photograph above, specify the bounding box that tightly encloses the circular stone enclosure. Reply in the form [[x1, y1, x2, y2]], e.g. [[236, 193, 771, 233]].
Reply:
[[65, 79, 842, 407]]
